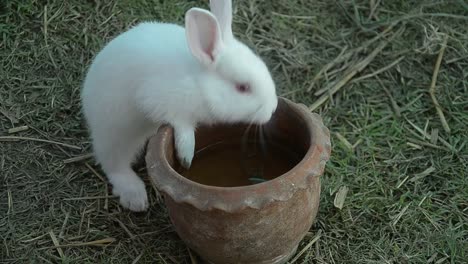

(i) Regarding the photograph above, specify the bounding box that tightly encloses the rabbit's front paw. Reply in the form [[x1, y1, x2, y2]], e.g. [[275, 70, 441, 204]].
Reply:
[[174, 126, 195, 169], [111, 173, 148, 212]]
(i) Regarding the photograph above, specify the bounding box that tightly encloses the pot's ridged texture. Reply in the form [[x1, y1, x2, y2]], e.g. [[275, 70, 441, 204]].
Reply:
[[164, 179, 320, 264], [146, 97, 331, 264]]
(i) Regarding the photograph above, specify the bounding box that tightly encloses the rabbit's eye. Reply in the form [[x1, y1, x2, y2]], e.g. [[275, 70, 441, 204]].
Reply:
[[236, 84, 251, 94]]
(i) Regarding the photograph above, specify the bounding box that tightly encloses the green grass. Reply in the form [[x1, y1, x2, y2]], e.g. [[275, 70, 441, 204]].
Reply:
[[1, 0, 467, 263]]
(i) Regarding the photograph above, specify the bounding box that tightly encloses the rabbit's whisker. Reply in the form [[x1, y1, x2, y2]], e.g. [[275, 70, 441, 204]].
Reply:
[[241, 105, 272, 183], [259, 125, 267, 158], [241, 123, 253, 177]]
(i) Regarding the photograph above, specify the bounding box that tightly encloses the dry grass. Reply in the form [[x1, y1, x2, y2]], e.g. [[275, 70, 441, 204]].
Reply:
[[1, 0, 467, 263]]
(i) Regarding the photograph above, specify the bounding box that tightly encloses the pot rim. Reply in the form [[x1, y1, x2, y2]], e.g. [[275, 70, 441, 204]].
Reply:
[[145, 97, 331, 212]]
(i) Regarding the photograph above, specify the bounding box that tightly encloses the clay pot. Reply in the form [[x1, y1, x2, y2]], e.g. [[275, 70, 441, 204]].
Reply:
[[145, 97, 331, 264]]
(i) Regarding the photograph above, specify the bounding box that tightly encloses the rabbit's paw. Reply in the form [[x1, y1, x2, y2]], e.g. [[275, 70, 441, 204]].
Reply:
[[111, 174, 148, 212], [174, 126, 195, 169]]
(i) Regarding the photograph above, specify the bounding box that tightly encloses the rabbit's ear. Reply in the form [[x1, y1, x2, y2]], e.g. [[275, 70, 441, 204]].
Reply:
[[185, 8, 223, 66], [209, 0, 233, 41]]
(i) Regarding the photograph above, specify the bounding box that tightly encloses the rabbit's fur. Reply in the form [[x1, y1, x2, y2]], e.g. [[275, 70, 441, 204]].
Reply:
[[81, 0, 277, 211]]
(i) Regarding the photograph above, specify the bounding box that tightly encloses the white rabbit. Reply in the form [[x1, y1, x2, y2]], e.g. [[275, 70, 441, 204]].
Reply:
[[81, 0, 278, 211]]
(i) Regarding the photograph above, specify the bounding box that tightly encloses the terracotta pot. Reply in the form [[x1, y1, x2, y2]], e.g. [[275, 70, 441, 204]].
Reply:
[[145, 97, 331, 264]]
